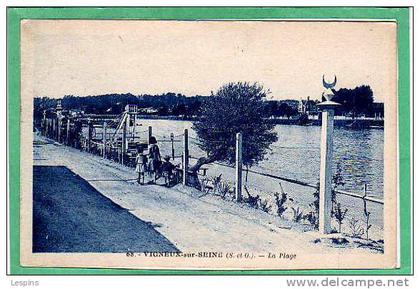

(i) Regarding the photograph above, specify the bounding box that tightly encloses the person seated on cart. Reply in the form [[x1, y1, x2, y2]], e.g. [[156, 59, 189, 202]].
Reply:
[[160, 155, 177, 187]]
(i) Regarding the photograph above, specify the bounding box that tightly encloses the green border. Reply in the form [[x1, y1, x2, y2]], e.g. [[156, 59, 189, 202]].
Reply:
[[7, 7, 412, 275]]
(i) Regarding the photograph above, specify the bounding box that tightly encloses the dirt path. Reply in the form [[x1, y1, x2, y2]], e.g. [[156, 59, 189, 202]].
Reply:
[[32, 133, 371, 254]]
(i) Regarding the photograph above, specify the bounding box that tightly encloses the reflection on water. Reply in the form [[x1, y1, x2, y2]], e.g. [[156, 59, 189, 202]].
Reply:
[[256, 125, 384, 198], [108, 119, 384, 198]]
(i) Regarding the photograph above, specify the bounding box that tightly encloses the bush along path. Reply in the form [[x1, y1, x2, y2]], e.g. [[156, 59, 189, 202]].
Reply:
[[196, 172, 384, 253]]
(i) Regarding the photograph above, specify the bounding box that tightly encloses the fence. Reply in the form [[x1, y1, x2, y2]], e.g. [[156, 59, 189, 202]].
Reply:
[[40, 113, 384, 236]]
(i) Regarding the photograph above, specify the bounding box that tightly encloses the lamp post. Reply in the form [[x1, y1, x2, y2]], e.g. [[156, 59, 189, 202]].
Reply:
[[317, 75, 340, 234]]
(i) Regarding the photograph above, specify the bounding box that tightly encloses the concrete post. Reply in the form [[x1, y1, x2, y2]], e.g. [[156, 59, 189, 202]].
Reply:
[[317, 75, 340, 235], [183, 129, 189, 186], [318, 108, 334, 234], [102, 121, 107, 158], [235, 133, 243, 202]]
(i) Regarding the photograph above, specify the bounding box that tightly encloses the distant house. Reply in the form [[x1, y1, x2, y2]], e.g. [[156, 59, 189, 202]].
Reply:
[[298, 96, 319, 115], [69, 109, 84, 117], [124, 104, 138, 114], [144, 108, 159, 114]]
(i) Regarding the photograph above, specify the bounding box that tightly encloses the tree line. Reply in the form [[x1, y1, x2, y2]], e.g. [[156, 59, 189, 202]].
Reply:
[[33, 84, 381, 121]]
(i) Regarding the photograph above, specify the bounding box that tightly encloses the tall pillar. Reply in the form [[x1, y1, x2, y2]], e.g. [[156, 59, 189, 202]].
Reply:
[[318, 108, 334, 234], [317, 75, 340, 234]]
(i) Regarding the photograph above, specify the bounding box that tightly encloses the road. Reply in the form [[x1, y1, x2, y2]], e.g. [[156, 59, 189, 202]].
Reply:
[[33, 165, 179, 253]]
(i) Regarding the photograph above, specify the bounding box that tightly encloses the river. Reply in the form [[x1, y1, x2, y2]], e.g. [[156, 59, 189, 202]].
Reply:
[[132, 119, 384, 199]]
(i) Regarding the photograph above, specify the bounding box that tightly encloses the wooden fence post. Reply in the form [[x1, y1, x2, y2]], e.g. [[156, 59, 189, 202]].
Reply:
[[49, 119, 52, 138], [183, 129, 189, 186], [170, 133, 175, 160], [52, 119, 56, 140], [148, 126, 153, 143], [56, 118, 59, 141], [103, 121, 107, 158], [47, 119, 50, 137], [132, 114, 137, 141], [42, 111, 46, 136], [235, 132, 243, 202], [57, 117, 62, 143], [87, 120, 93, 153], [66, 118, 70, 145]]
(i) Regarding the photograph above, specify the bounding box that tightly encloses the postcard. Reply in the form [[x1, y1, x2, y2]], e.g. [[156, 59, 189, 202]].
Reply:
[[19, 19, 399, 270]]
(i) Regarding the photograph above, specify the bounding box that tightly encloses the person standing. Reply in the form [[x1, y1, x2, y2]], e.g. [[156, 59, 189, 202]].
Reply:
[[135, 146, 148, 185], [148, 136, 161, 183]]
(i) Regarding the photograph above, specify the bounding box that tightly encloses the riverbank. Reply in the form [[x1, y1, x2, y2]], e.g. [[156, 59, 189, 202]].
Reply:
[[138, 115, 384, 128], [33, 133, 381, 254]]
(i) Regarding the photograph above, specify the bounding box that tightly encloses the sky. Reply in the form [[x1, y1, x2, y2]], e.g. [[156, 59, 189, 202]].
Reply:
[[22, 20, 396, 102]]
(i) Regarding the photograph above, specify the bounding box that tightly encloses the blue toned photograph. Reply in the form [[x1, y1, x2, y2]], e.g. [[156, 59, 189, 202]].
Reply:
[[22, 19, 398, 270]]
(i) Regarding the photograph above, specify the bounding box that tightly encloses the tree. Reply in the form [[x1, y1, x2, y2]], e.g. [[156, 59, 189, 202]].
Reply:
[[278, 102, 298, 118], [172, 103, 187, 117], [332, 85, 374, 117], [263, 100, 278, 117], [191, 82, 278, 176]]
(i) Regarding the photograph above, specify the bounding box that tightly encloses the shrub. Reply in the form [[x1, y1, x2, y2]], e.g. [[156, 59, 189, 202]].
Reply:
[[362, 192, 372, 240], [258, 198, 272, 213], [308, 166, 346, 229], [210, 174, 222, 191], [243, 186, 260, 209], [274, 192, 287, 218], [333, 202, 348, 233], [291, 206, 304, 223], [198, 177, 210, 193], [306, 183, 320, 228], [218, 181, 233, 199], [348, 217, 364, 238], [304, 211, 318, 228], [274, 182, 288, 218]]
